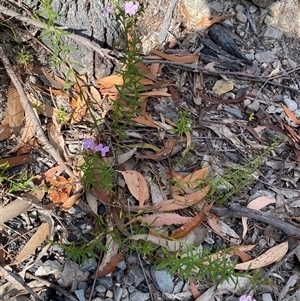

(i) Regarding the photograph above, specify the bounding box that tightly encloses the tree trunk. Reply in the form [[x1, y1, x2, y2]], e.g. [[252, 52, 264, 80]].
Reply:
[[24, 0, 121, 80]]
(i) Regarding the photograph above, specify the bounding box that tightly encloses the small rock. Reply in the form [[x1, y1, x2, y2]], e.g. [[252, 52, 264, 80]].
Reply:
[[81, 258, 97, 272], [127, 255, 139, 265], [262, 293, 273, 301], [124, 274, 134, 286], [254, 50, 275, 63], [128, 286, 136, 294], [209, 1, 224, 13], [236, 11, 247, 23], [282, 59, 297, 68], [75, 289, 86, 301], [283, 94, 297, 112], [35, 260, 63, 278], [212, 79, 234, 96], [235, 4, 245, 12], [98, 277, 113, 289], [113, 287, 122, 301], [96, 285, 107, 293], [151, 268, 174, 293], [129, 265, 145, 286], [91, 298, 104, 301], [116, 260, 126, 270], [173, 279, 185, 293], [106, 290, 113, 298], [247, 100, 260, 112], [264, 15, 273, 26], [58, 260, 89, 287], [130, 290, 150, 301], [249, 5, 258, 13], [224, 108, 244, 119], [261, 26, 283, 39], [78, 282, 86, 291]]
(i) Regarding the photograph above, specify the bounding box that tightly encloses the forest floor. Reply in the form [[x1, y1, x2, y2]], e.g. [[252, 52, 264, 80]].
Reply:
[[0, 1, 300, 301]]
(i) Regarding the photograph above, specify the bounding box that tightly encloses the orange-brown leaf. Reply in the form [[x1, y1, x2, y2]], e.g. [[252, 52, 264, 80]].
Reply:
[[97, 253, 123, 277], [151, 49, 199, 64], [196, 14, 233, 27], [282, 104, 300, 125], [189, 279, 201, 299], [171, 202, 213, 239], [120, 170, 149, 206], [138, 213, 192, 226]]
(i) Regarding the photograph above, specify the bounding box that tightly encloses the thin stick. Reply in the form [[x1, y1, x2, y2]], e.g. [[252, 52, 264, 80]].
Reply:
[[0, 46, 72, 176], [211, 203, 300, 239], [0, 266, 43, 301]]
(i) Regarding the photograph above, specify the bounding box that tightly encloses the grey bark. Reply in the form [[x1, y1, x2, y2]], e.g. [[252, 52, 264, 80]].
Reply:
[[24, 0, 121, 80]]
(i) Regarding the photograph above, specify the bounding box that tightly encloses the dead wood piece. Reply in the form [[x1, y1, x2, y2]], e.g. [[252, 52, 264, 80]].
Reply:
[[211, 203, 300, 239], [0, 46, 73, 177]]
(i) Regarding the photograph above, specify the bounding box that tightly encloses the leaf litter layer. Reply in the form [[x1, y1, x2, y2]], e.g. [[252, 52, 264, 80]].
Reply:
[[0, 0, 300, 301]]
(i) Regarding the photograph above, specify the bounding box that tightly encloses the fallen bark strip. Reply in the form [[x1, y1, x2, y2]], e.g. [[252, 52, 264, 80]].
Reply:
[[0, 4, 114, 60], [0, 46, 73, 177], [211, 203, 300, 240]]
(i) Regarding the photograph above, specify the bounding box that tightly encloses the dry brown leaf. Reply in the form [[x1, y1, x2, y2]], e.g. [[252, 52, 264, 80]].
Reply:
[[189, 279, 201, 299], [171, 202, 213, 239], [282, 104, 300, 125], [47, 176, 74, 206], [13, 223, 49, 264], [0, 154, 31, 169], [195, 14, 233, 27], [15, 110, 36, 148], [132, 115, 160, 129], [97, 74, 153, 88], [47, 122, 69, 161], [235, 241, 288, 270], [139, 90, 171, 97], [242, 197, 276, 238], [7, 83, 24, 133], [137, 138, 175, 160], [120, 170, 149, 206], [138, 213, 192, 227], [157, 185, 210, 211], [0, 116, 12, 141], [60, 191, 83, 211], [207, 214, 225, 239], [0, 199, 32, 228], [179, 167, 210, 192], [151, 49, 199, 63], [70, 96, 87, 124], [97, 253, 122, 277], [136, 62, 157, 80]]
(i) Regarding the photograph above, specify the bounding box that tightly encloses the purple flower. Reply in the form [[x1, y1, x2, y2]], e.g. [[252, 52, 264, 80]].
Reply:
[[94, 144, 110, 157], [239, 295, 257, 301], [124, 1, 139, 16], [82, 138, 95, 150], [102, 4, 113, 17]]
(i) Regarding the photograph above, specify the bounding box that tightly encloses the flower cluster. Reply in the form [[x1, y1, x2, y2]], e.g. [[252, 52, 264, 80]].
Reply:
[[239, 295, 257, 301], [102, 1, 139, 17], [82, 138, 109, 157]]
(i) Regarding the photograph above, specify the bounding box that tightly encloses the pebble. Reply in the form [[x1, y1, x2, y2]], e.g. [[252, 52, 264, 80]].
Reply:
[[261, 26, 283, 39], [113, 286, 122, 301], [96, 284, 107, 293], [116, 260, 126, 270], [98, 277, 113, 289], [106, 290, 113, 298], [283, 94, 297, 112], [130, 290, 150, 301], [247, 100, 260, 112], [249, 5, 258, 13], [173, 279, 185, 293], [235, 4, 245, 12], [209, 1, 224, 13], [236, 11, 247, 23], [254, 50, 276, 63], [129, 265, 145, 286], [151, 268, 174, 293], [74, 289, 86, 301]]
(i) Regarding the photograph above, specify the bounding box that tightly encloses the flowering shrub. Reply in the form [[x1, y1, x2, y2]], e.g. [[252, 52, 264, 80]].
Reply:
[[239, 295, 257, 301], [82, 138, 109, 157]]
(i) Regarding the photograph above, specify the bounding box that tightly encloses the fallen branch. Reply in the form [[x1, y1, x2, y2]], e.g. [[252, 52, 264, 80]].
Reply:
[[211, 203, 300, 240], [0, 46, 73, 177]]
